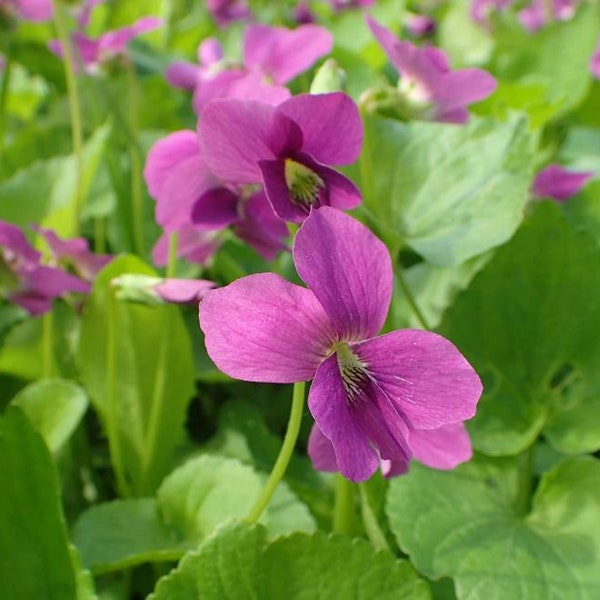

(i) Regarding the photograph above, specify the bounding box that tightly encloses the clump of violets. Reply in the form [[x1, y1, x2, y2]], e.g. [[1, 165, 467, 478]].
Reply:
[[363, 17, 496, 123], [144, 129, 288, 265], [590, 38, 600, 79], [198, 92, 363, 223], [518, 0, 578, 31], [166, 23, 332, 113], [200, 208, 482, 482], [0, 221, 91, 315], [0, 0, 53, 22], [48, 15, 162, 74], [531, 163, 594, 202]]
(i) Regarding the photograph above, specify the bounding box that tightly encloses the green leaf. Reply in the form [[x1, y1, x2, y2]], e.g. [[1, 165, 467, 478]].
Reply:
[[358, 113, 535, 266], [74, 455, 315, 573], [150, 523, 431, 599], [386, 456, 600, 600], [11, 378, 88, 453], [72, 499, 185, 574], [492, 1, 600, 116], [78, 255, 196, 495], [440, 202, 600, 455], [157, 454, 316, 540], [0, 408, 80, 598], [0, 122, 111, 238]]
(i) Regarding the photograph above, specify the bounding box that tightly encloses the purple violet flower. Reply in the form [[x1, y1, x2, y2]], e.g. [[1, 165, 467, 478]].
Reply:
[[167, 23, 332, 113], [199, 208, 482, 482], [308, 420, 473, 477], [518, 0, 577, 31], [154, 278, 216, 304], [404, 13, 437, 38], [206, 0, 251, 27], [0, 221, 90, 315], [470, 0, 514, 27], [145, 130, 288, 261], [532, 163, 594, 201], [590, 37, 600, 79], [199, 92, 363, 223], [366, 16, 497, 123], [1, 0, 52, 22], [49, 16, 162, 73], [329, 0, 374, 12], [32, 225, 112, 281], [152, 226, 221, 267]]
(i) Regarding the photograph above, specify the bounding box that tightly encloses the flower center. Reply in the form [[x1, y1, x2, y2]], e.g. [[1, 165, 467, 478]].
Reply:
[[284, 158, 325, 209], [335, 343, 370, 405]]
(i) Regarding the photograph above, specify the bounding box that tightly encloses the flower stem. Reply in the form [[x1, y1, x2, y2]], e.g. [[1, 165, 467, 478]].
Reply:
[[333, 474, 355, 534], [41, 310, 54, 379], [358, 484, 390, 551], [52, 0, 85, 237], [245, 381, 306, 524], [126, 59, 145, 257], [166, 232, 179, 279], [395, 263, 430, 330], [0, 50, 13, 156]]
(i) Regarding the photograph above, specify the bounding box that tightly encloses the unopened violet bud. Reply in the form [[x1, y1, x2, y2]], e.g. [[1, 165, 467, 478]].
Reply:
[[309, 58, 346, 94]]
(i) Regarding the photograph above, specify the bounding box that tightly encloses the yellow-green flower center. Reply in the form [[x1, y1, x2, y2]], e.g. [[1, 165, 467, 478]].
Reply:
[[284, 158, 325, 208]]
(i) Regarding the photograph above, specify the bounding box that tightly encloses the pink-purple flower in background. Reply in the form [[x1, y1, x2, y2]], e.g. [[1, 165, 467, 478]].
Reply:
[[366, 16, 496, 123], [167, 23, 332, 113], [590, 37, 600, 79], [0, 221, 90, 315], [518, 0, 577, 31], [532, 163, 594, 201], [470, 0, 514, 27], [206, 0, 251, 27], [1, 0, 52, 22], [199, 208, 482, 482], [199, 92, 363, 223], [49, 16, 162, 73]]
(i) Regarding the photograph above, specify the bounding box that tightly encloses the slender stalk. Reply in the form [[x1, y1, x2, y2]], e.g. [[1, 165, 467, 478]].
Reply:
[[52, 0, 85, 236], [246, 381, 306, 524], [41, 310, 54, 378], [516, 447, 533, 517], [166, 232, 179, 279], [126, 60, 145, 257], [358, 484, 390, 551], [94, 217, 106, 254], [333, 475, 355, 534], [0, 51, 14, 155], [395, 263, 430, 330], [106, 289, 131, 497]]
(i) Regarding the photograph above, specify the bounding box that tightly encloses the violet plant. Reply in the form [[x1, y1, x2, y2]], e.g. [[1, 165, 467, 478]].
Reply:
[[1, 0, 600, 598]]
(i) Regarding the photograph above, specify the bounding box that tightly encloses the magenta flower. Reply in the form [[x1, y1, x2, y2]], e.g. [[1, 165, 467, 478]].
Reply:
[[0, 221, 89, 315], [167, 23, 332, 113], [32, 226, 112, 281], [470, 0, 514, 27], [366, 17, 496, 123], [199, 208, 482, 482], [308, 420, 473, 478], [590, 38, 600, 79], [1, 0, 52, 22], [152, 226, 221, 268], [329, 0, 374, 12], [144, 130, 288, 261], [518, 0, 577, 31], [403, 13, 437, 38], [49, 16, 162, 73], [199, 93, 363, 223], [206, 0, 251, 27], [532, 163, 594, 201]]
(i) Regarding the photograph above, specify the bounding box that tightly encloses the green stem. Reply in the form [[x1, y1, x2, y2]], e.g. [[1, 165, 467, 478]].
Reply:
[[52, 0, 85, 237], [106, 289, 131, 497], [41, 310, 54, 379], [246, 381, 306, 524], [357, 106, 376, 208], [0, 51, 13, 156], [94, 217, 106, 254], [516, 447, 533, 517], [358, 484, 390, 551], [333, 475, 355, 534], [166, 232, 179, 279], [126, 60, 145, 257], [395, 263, 430, 330]]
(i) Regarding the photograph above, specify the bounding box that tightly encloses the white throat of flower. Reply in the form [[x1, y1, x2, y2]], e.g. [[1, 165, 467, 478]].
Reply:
[[284, 158, 325, 209], [335, 343, 370, 405]]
